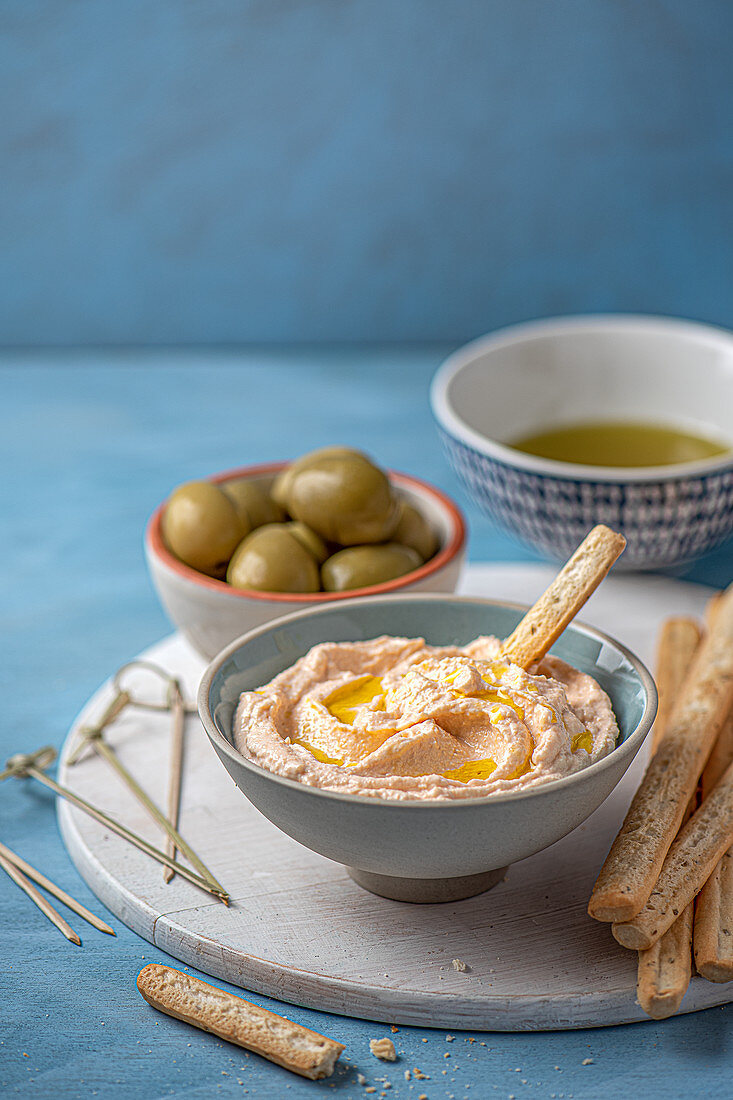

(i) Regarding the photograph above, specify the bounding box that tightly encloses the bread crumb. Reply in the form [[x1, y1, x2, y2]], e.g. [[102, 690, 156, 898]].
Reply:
[[390, 1025, 399, 1033], [451, 958, 468, 972], [446, 1034, 455, 1042], [369, 1038, 397, 1062], [357, 1074, 367, 1085], [404, 1070, 411, 1080], [582, 1058, 594, 1065], [364, 1089, 376, 1095]]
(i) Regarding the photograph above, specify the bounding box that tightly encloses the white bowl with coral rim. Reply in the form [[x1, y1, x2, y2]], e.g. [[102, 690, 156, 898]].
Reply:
[[145, 462, 467, 659]]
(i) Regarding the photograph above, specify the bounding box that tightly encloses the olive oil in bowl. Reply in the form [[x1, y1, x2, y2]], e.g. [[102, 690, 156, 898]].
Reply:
[[510, 421, 730, 469]]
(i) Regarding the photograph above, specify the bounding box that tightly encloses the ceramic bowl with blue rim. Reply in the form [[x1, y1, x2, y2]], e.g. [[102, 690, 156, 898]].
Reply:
[[198, 593, 656, 903], [430, 315, 733, 570]]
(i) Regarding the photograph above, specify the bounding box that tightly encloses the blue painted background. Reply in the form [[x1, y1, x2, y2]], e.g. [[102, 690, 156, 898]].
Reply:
[[2, 1, 732, 344]]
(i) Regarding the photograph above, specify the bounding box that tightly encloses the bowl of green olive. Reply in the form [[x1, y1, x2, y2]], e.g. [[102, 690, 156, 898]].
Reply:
[[145, 448, 467, 659]]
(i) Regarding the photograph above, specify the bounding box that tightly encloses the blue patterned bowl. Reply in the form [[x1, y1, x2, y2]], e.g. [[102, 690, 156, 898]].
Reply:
[[431, 315, 733, 570]]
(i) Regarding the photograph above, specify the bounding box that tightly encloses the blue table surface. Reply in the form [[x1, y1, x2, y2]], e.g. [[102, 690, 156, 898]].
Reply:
[[2, 346, 732, 1100]]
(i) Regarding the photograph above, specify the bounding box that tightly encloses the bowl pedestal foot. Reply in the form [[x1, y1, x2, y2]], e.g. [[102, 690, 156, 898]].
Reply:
[[346, 865, 509, 903]]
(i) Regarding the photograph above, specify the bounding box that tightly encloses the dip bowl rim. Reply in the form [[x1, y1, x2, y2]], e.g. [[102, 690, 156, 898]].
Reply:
[[197, 591, 658, 811], [430, 312, 733, 482]]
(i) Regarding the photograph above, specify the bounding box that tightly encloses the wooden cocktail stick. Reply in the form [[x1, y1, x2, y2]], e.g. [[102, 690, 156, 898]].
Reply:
[[0, 839, 114, 936], [502, 525, 626, 669], [0, 849, 81, 946], [113, 660, 198, 714], [66, 688, 132, 765], [1, 748, 229, 904], [70, 726, 226, 900], [163, 681, 186, 883], [68, 666, 226, 899]]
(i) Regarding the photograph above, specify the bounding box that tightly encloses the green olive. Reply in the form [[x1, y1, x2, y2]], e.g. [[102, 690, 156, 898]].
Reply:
[[271, 446, 367, 509], [162, 481, 246, 577], [227, 524, 320, 592], [286, 521, 329, 564], [392, 500, 439, 561], [222, 478, 285, 529], [287, 454, 399, 545], [321, 543, 422, 592]]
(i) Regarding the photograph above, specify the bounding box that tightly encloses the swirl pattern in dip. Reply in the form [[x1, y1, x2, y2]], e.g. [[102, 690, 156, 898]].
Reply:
[[232, 635, 619, 801]]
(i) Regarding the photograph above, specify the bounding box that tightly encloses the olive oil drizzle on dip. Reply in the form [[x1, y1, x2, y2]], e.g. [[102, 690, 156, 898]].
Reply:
[[234, 636, 620, 801], [510, 420, 730, 468], [309, 657, 593, 783]]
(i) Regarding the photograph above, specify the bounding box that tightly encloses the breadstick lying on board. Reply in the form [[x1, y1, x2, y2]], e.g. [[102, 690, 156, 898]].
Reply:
[[636, 616, 702, 1020], [650, 618, 703, 755], [612, 755, 733, 950], [502, 525, 626, 669], [588, 583, 733, 923], [693, 593, 733, 983], [694, 848, 733, 982], [136, 964, 344, 1079], [636, 895, 694, 1018]]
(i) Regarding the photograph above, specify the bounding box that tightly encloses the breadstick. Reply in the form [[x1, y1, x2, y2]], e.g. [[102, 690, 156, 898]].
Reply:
[[637, 617, 701, 1019], [706, 590, 725, 627], [137, 964, 344, 1079], [636, 904, 694, 1019], [611, 756, 733, 950], [697, 592, 733, 794], [694, 850, 733, 982], [650, 618, 702, 754], [588, 584, 733, 922], [693, 592, 733, 982], [699, 708, 733, 798], [502, 525, 626, 669]]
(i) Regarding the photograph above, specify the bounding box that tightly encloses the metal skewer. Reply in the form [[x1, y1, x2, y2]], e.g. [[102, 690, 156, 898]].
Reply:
[[163, 680, 185, 883], [67, 668, 226, 899], [0, 849, 81, 946], [1, 748, 229, 904], [0, 839, 115, 936]]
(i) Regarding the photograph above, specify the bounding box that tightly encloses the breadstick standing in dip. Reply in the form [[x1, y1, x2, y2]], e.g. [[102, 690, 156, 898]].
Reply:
[[693, 594, 733, 982], [588, 583, 733, 923], [502, 525, 626, 669], [636, 617, 701, 1019], [137, 964, 344, 1079], [612, 756, 733, 950]]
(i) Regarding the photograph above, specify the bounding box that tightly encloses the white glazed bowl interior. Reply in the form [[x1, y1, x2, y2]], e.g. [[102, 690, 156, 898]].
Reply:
[[433, 314, 733, 470], [198, 594, 656, 883], [145, 464, 466, 660], [431, 315, 733, 569]]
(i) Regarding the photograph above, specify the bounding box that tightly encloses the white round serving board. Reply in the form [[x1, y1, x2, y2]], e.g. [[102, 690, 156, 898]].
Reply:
[[57, 563, 733, 1031]]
